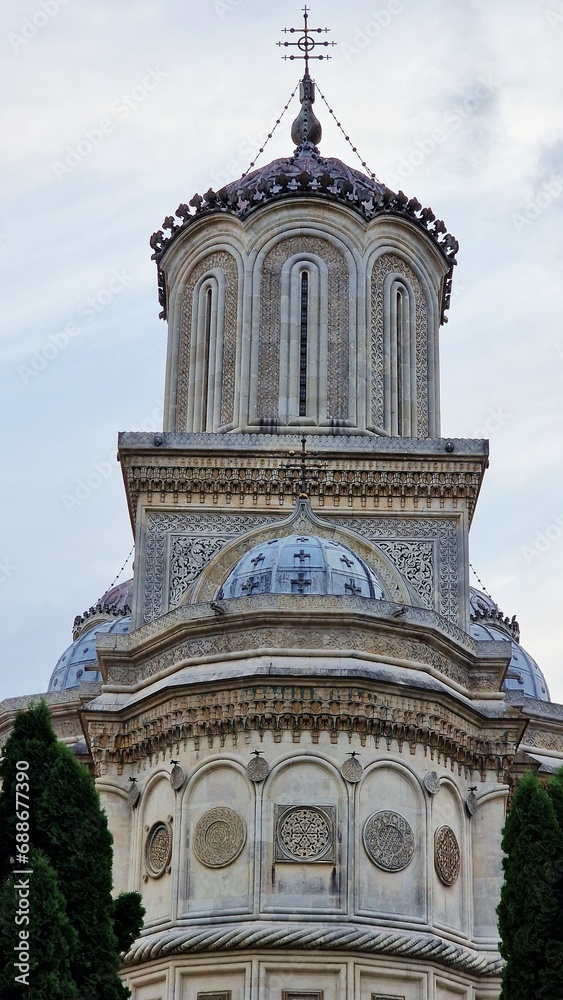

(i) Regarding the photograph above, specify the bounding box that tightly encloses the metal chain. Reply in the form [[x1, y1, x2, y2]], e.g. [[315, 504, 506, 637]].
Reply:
[[240, 84, 300, 179], [315, 83, 381, 182], [108, 546, 134, 591], [469, 562, 494, 601]]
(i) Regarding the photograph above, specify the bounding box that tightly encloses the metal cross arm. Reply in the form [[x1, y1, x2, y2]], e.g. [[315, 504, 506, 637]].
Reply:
[[278, 6, 336, 75]]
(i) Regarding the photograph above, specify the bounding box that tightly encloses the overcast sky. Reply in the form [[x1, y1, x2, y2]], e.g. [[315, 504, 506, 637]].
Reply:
[[2, 0, 563, 703]]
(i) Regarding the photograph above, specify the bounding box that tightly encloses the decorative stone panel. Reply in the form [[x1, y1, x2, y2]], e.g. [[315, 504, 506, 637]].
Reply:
[[363, 810, 415, 872], [144, 821, 172, 878], [434, 825, 461, 886], [282, 993, 324, 1000], [193, 807, 246, 868], [275, 805, 336, 863], [197, 993, 232, 1000], [142, 512, 278, 622]]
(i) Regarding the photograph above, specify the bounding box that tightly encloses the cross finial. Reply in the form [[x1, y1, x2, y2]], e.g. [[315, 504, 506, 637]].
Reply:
[[278, 6, 336, 77], [282, 436, 326, 498]]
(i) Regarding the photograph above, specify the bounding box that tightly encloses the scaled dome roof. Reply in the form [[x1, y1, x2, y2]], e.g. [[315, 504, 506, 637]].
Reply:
[[218, 534, 384, 600], [469, 587, 550, 701]]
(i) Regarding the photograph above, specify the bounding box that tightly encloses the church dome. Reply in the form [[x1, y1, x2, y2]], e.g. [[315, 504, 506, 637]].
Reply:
[[48, 616, 131, 692], [469, 587, 550, 701], [218, 534, 384, 600]]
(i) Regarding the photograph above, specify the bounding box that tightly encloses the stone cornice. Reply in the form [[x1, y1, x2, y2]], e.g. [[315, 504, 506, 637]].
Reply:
[[81, 678, 526, 775], [118, 434, 488, 529], [93, 595, 509, 696], [123, 919, 502, 977]]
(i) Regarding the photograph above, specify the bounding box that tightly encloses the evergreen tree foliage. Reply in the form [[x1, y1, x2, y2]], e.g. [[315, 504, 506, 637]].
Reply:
[[0, 848, 78, 1000], [0, 701, 143, 999], [113, 892, 147, 955], [497, 770, 563, 1000]]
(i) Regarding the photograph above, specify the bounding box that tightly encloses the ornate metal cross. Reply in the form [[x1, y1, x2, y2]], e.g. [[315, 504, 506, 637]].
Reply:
[[242, 576, 260, 595], [345, 580, 363, 596], [291, 572, 312, 594], [278, 6, 336, 75], [282, 435, 326, 498]]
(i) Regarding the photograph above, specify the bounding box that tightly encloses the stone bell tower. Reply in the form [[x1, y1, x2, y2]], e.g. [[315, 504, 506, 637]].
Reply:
[[81, 11, 525, 1000]]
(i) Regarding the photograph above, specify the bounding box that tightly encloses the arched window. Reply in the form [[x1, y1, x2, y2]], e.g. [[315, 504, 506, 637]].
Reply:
[[384, 275, 417, 436], [187, 271, 226, 431], [278, 255, 328, 425]]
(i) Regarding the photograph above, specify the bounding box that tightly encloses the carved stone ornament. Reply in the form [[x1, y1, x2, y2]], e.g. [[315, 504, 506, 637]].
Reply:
[[423, 771, 441, 795], [363, 810, 415, 872], [341, 756, 363, 783], [275, 805, 335, 863], [246, 755, 270, 782], [372, 995, 405, 1000], [170, 763, 186, 791], [465, 790, 478, 817], [144, 821, 172, 878], [197, 993, 232, 1000], [434, 825, 461, 886], [193, 807, 246, 868], [128, 781, 140, 808]]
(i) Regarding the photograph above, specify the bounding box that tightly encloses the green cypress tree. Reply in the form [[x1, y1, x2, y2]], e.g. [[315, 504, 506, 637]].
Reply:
[[0, 701, 143, 999], [0, 848, 78, 1000], [497, 770, 563, 1000]]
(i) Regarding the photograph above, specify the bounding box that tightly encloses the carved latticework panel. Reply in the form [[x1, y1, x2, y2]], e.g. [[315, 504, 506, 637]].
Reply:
[[378, 539, 434, 609], [144, 821, 172, 878], [371, 253, 428, 434], [193, 807, 246, 868], [363, 810, 415, 871], [282, 993, 324, 1000], [275, 805, 335, 863], [434, 824, 461, 885], [197, 993, 232, 1000], [258, 236, 349, 422], [177, 250, 238, 429]]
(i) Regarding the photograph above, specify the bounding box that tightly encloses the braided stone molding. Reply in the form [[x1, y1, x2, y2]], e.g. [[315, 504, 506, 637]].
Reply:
[[123, 920, 502, 976]]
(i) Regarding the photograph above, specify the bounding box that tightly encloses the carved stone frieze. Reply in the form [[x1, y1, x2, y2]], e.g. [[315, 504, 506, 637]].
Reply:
[[143, 512, 278, 623], [85, 684, 522, 776]]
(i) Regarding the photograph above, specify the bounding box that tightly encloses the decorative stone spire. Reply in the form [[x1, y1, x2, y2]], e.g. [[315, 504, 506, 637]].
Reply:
[[278, 6, 335, 149]]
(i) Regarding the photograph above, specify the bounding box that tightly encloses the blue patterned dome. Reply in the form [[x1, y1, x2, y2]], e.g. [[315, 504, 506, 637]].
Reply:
[[219, 535, 384, 600], [48, 617, 131, 692], [469, 587, 550, 701]]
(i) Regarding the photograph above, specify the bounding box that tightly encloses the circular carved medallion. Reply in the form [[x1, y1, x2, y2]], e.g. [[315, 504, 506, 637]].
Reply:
[[423, 771, 441, 795], [170, 764, 186, 791], [277, 806, 333, 861], [144, 822, 172, 878], [128, 782, 140, 808], [247, 756, 270, 782], [435, 825, 461, 885], [341, 757, 363, 783], [466, 790, 478, 817], [193, 807, 246, 868], [363, 810, 415, 871]]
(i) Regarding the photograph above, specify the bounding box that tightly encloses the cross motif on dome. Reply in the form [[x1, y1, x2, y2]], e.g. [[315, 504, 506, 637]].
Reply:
[[294, 549, 310, 564], [345, 580, 362, 596], [278, 6, 336, 76], [241, 576, 260, 595], [340, 554, 354, 569], [291, 572, 312, 594], [251, 552, 265, 567]]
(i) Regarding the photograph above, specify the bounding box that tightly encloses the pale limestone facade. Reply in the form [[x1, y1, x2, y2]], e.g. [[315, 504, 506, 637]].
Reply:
[[3, 74, 563, 1000]]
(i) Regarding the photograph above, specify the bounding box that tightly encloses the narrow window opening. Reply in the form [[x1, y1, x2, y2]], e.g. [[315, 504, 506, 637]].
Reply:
[[396, 286, 403, 436], [202, 286, 212, 428], [299, 271, 309, 416]]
